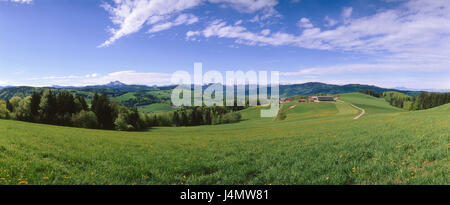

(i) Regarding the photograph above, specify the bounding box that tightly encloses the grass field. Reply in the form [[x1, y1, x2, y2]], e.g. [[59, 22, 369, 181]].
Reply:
[[138, 103, 176, 113], [0, 93, 448, 185], [339, 93, 405, 114]]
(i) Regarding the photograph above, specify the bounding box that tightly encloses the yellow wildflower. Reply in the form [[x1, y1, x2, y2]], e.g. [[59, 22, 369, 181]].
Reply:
[[18, 181, 28, 185]]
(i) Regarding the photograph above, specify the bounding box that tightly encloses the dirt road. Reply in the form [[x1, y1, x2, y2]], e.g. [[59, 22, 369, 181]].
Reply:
[[336, 100, 366, 120]]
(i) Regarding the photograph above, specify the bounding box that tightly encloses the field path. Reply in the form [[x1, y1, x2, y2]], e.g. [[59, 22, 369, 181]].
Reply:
[[336, 99, 366, 120]]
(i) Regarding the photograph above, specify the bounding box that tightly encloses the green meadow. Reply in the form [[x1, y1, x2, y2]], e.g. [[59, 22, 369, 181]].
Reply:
[[138, 103, 176, 113], [0, 93, 448, 185]]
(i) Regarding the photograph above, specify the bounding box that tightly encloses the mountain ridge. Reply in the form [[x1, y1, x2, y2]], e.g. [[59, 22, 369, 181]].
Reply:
[[0, 81, 424, 101]]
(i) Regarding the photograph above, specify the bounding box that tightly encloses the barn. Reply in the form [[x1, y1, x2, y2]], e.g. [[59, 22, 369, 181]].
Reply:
[[309, 96, 335, 102]]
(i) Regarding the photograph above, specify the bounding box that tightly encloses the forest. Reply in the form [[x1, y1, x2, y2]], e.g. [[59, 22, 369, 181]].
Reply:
[[0, 90, 242, 131], [359, 90, 450, 111]]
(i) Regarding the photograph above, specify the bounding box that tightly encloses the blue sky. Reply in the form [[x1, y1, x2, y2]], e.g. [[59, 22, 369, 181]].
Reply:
[[0, 0, 449, 89]]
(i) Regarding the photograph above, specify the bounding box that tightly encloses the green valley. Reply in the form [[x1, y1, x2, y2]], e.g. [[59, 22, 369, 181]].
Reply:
[[0, 93, 448, 185]]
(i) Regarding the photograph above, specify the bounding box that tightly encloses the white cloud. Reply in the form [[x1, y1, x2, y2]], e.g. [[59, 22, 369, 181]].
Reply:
[[189, 0, 450, 66], [148, 13, 198, 33], [280, 62, 450, 76], [100, 0, 279, 47], [208, 0, 278, 13], [341, 7, 353, 19], [324, 16, 337, 27], [260, 29, 270, 36], [186, 30, 201, 37], [85, 73, 99, 78], [10, 0, 32, 4], [99, 0, 203, 47], [188, 20, 300, 46], [82, 71, 173, 86], [19, 71, 174, 87], [297, 17, 313, 29]]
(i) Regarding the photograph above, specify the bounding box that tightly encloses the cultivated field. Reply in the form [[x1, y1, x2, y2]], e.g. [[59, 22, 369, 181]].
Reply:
[[0, 93, 448, 185]]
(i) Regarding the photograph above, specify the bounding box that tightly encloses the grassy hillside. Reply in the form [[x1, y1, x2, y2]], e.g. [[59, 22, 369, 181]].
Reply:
[[339, 93, 404, 114], [138, 103, 176, 113], [279, 82, 420, 97], [0, 93, 448, 185]]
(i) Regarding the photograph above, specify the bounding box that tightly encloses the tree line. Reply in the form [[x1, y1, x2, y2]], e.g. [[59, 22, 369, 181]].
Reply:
[[0, 90, 243, 131], [382, 91, 450, 110], [143, 106, 243, 127], [358, 90, 382, 98], [359, 90, 450, 111], [407, 92, 450, 110]]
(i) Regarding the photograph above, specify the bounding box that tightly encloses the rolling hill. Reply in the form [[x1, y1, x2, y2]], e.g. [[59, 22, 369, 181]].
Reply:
[[279, 82, 420, 97], [0, 92, 448, 185], [339, 93, 405, 114], [0, 82, 421, 114]]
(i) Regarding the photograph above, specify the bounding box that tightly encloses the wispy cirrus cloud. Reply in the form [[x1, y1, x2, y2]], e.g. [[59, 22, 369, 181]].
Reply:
[[11, 0, 32, 3], [148, 13, 198, 33], [0, 0, 33, 4], [100, 0, 279, 47], [189, 0, 450, 53], [186, 0, 450, 77]]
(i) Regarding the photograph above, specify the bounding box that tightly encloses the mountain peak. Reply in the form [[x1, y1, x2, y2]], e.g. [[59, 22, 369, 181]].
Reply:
[[106, 81, 126, 87]]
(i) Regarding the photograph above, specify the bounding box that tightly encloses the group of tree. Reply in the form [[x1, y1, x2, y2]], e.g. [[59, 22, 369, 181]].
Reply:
[[359, 90, 450, 111], [0, 91, 146, 131], [407, 92, 450, 110], [0, 90, 244, 131], [359, 90, 382, 98], [381, 91, 412, 109], [381, 91, 450, 110], [121, 92, 170, 108], [142, 106, 243, 127]]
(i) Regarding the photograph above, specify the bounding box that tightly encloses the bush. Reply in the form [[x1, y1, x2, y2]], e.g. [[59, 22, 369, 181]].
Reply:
[[114, 108, 146, 131], [15, 96, 33, 122], [72, 111, 98, 129], [222, 112, 242, 124], [0, 100, 8, 119], [114, 113, 135, 131]]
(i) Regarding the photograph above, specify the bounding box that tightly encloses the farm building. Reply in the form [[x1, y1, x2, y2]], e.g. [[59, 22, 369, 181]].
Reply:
[[298, 99, 307, 103], [309, 96, 335, 102], [280, 98, 292, 103]]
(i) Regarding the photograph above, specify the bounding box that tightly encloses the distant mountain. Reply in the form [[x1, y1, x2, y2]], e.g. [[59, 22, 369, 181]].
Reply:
[[0, 81, 425, 101], [393, 87, 450, 93], [0, 86, 13, 90], [279, 82, 421, 97], [0, 86, 44, 100], [51, 85, 81, 89], [105, 81, 127, 87]]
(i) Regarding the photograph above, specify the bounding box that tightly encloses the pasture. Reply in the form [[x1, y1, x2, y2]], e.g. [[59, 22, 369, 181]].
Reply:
[[0, 93, 448, 185]]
